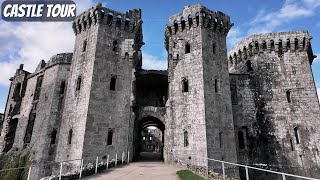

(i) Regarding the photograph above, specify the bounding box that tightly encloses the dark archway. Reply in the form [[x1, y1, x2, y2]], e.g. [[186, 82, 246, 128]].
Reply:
[[133, 116, 165, 161]]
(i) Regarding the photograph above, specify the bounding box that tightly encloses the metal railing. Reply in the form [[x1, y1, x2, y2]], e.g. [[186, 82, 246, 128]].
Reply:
[[0, 151, 130, 180], [167, 152, 320, 180]]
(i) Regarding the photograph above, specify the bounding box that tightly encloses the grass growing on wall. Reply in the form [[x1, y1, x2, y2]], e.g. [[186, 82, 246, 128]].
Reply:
[[0, 151, 31, 180], [177, 170, 205, 180]]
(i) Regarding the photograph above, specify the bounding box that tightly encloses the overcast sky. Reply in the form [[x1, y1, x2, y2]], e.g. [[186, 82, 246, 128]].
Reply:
[[0, 0, 319, 112]]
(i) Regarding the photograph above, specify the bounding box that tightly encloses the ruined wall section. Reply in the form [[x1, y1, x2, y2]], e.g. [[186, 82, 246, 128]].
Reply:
[[0, 65, 30, 153], [228, 31, 320, 177], [199, 7, 238, 164]]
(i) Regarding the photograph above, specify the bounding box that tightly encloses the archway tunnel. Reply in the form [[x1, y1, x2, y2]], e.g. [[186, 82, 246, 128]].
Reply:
[[133, 116, 165, 161]]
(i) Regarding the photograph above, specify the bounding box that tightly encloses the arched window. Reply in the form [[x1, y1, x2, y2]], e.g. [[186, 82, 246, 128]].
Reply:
[[50, 129, 57, 145], [182, 78, 188, 92], [107, 128, 113, 145], [107, 12, 113, 25], [185, 42, 191, 54], [188, 15, 193, 28], [246, 60, 253, 72], [238, 131, 245, 149], [184, 131, 189, 147], [60, 80, 66, 94], [110, 76, 117, 91], [76, 76, 82, 91], [286, 90, 291, 103], [68, 129, 73, 144], [294, 127, 300, 144]]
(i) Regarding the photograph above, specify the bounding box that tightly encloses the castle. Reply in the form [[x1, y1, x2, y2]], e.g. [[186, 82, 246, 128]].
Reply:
[[0, 4, 319, 179]]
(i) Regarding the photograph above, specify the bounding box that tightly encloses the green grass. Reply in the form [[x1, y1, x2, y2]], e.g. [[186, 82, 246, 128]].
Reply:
[[176, 170, 205, 180]]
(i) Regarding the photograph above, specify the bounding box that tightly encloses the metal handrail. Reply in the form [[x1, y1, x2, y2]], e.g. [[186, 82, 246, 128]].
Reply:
[[169, 152, 320, 180]]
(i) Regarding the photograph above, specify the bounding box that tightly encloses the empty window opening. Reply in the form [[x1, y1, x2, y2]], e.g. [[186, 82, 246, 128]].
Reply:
[[286, 90, 292, 103], [60, 80, 66, 94], [113, 40, 119, 52], [176, 54, 179, 60], [286, 39, 291, 50], [13, 83, 21, 98], [24, 113, 36, 144], [262, 41, 267, 50], [294, 38, 299, 50], [182, 78, 189, 92], [68, 129, 73, 144], [290, 139, 294, 151], [212, 43, 216, 54], [185, 42, 191, 54], [184, 131, 189, 147], [215, 79, 220, 93], [34, 75, 43, 100], [270, 40, 275, 50], [50, 129, 57, 145], [195, 12, 199, 26], [181, 18, 186, 31], [174, 20, 179, 34], [76, 76, 82, 91], [82, 40, 87, 52], [231, 84, 238, 105], [107, 128, 113, 145], [246, 60, 253, 72], [110, 76, 117, 91], [188, 15, 193, 28], [294, 127, 300, 144], [116, 15, 122, 28], [219, 132, 223, 148], [107, 12, 113, 25], [238, 131, 245, 149], [125, 18, 130, 30]]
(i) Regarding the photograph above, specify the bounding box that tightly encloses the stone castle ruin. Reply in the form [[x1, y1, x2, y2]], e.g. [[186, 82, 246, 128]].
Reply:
[[0, 4, 319, 179]]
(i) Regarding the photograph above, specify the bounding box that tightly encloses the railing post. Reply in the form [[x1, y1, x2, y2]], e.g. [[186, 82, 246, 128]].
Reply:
[[122, 151, 124, 164], [115, 153, 118, 167], [205, 158, 209, 178], [107, 155, 109, 169], [127, 151, 130, 164], [27, 166, 32, 180], [282, 173, 286, 180], [245, 166, 249, 180], [95, 156, 98, 174], [79, 159, 83, 179], [59, 162, 63, 180], [222, 161, 225, 180]]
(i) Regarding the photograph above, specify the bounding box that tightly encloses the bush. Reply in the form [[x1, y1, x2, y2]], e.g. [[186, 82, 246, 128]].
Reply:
[[176, 170, 205, 180]]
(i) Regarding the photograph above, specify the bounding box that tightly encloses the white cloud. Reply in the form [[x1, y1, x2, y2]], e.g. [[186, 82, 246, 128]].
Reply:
[[227, 27, 244, 50], [0, 108, 4, 113], [142, 52, 167, 70], [0, 1, 95, 86], [317, 88, 320, 103]]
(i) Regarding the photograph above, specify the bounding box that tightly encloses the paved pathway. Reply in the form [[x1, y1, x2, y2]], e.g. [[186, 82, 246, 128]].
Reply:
[[84, 152, 182, 180]]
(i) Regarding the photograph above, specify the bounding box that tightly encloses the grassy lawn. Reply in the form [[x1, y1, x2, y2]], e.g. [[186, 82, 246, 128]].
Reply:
[[176, 170, 205, 180]]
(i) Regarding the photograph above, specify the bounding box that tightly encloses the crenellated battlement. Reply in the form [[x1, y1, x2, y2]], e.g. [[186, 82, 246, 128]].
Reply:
[[228, 31, 314, 65], [72, 4, 143, 35], [165, 4, 233, 37]]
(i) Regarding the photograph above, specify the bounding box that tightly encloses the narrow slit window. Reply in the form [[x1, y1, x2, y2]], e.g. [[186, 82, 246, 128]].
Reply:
[[219, 132, 223, 148], [68, 129, 73, 144], [107, 128, 113, 145], [13, 83, 21, 98], [294, 127, 300, 144], [215, 79, 220, 93], [184, 131, 189, 147], [50, 129, 57, 145], [110, 76, 117, 91], [60, 80, 66, 94], [76, 76, 82, 91], [82, 40, 87, 52], [286, 90, 292, 103], [182, 78, 188, 92], [238, 131, 245, 149], [290, 139, 294, 151], [212, 43, 216, 54], [113, 40, 119, 52], [185, 43, 191, 54]]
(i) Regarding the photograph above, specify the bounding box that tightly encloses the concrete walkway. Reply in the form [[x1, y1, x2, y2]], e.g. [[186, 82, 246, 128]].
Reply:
[[83, 161, 182, 180]]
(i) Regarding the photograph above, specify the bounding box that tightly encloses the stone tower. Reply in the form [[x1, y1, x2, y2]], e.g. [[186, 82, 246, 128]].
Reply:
[[164, 4, 238, 168], [54, 5, 143, 169], [228, 31, 320, 178]]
